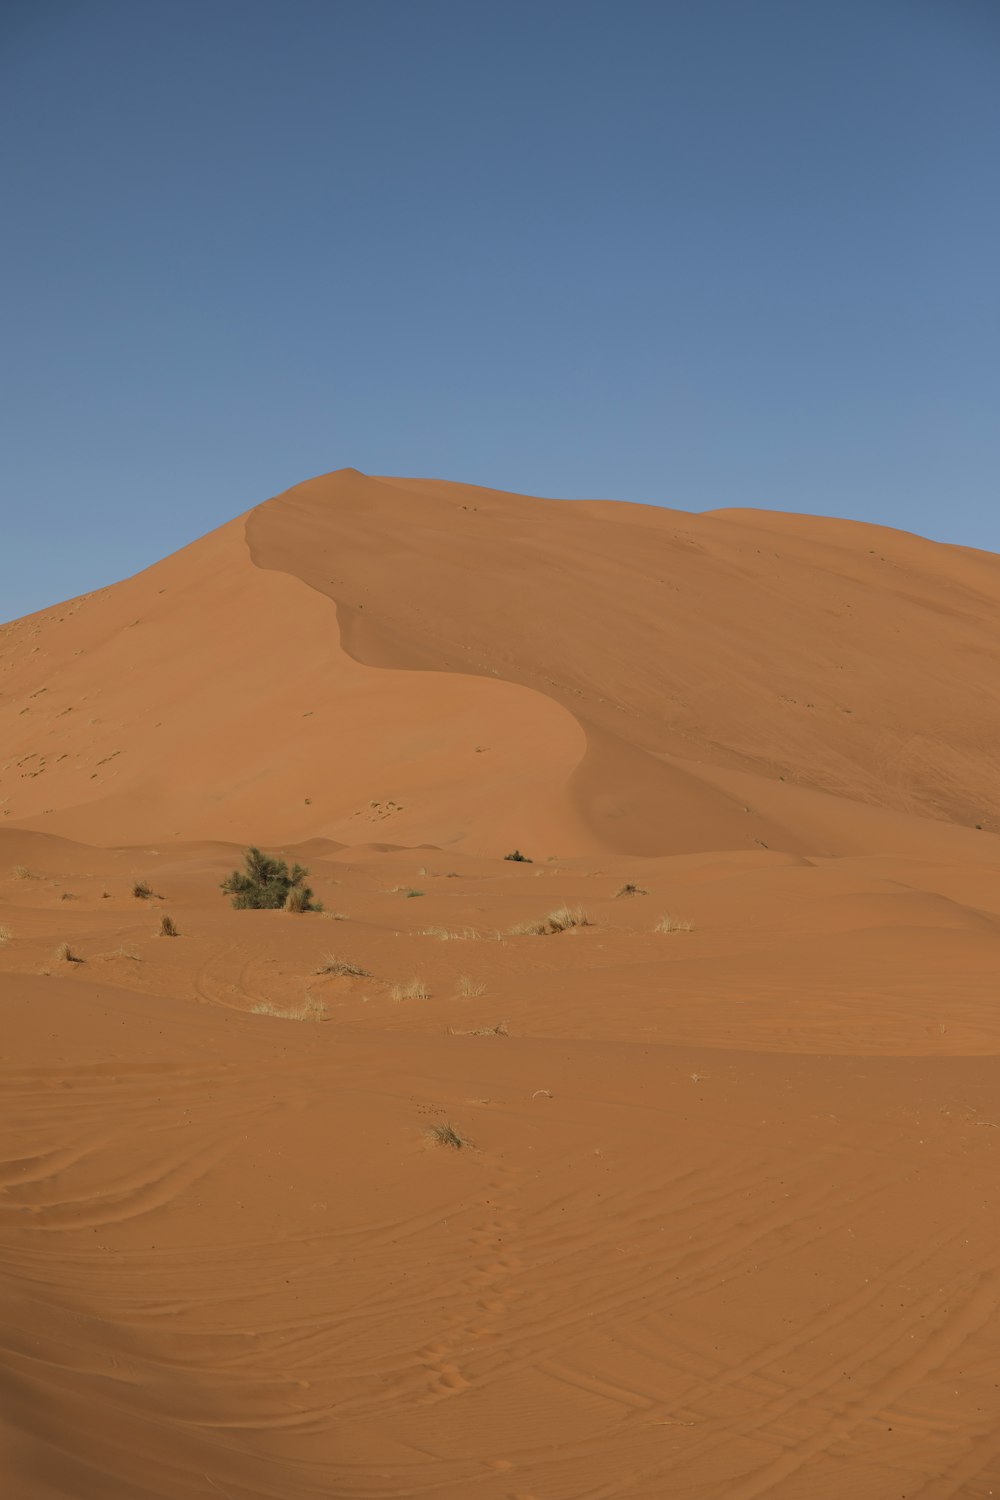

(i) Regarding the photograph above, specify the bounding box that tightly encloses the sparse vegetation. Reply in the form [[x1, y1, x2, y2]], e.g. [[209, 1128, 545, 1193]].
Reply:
[[655, 914, 693, 933], [0, 925, 11, 944], [616, 882, 648, 897], [221, 847, 319, 911], [509, 906, 592, 936], [158, 914, 179, 937], [12, 865, 30, 880], [250, 998, 326, 1021], [285, 885, 321, 913], [392, 886, 424, 898], [315, 954, 370, 977], [456, 974, 486, 997], [504, 849, 532, 863], [451, 1021, 509, 1037], [391, 978, 429, 1001], [132, 879, 154, 900], [54, 941, 81, 963], [428, 1122, 469, 1149]]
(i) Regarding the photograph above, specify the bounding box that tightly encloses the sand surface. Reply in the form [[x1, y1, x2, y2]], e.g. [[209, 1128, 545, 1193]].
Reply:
[[1, 470, 998, 1497]]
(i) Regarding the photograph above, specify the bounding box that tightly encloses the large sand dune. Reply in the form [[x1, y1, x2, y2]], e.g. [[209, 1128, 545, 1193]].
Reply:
[[1, 471, 998, 1498]]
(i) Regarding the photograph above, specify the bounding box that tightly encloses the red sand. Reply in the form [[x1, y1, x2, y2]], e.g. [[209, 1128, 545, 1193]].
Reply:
[[1, 469, 998, 1498]]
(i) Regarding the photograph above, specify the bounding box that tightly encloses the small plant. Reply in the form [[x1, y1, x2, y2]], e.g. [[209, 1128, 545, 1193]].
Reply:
[[284, 885, 318, 913], [132, 879, 154, 900], [221, 847, 318, 911], [158, 914, 179, 937], [315, 954, 370, 977], [54, 941, 81, 963], [391, 886, 424, 898], [13, 865, 30, 880], [456, 975, 486, 997], [114, 944, 141, 960], [655, 914, 693, 933], [510, 906, 592, 936], [504, 850, 532, 863], [391, 978, 429, 1001], [429, 1122, 469, 1149], [319, 910, 348, 921], [0, 925, 11, 944], [616, 882, 648, 897]]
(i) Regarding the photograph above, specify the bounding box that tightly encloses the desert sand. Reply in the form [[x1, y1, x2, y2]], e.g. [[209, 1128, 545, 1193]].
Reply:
[[1, 467, 998, 1498]]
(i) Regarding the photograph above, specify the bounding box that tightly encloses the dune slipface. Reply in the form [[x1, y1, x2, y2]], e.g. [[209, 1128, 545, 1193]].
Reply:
[[1, 469, 999, 1499]]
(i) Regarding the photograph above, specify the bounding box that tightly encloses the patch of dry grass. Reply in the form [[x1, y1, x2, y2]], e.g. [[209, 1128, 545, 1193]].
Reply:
[[0, 925, 11, 944], [655, 914, 693, 933], [158, 914, 179, 937], [420, 925, 481, 941], [509, 906, 592, 936], [54, 941, 82, 963], [616, 882, 648, 897], [132, 879, 154, 900], [455, 974, 486, 997], [391, 978, 429, 1001], [13, 865, 31, 880], [392, 886, 424, 898], [251, 998, 326, 1021], [315, 954, 370, 977], [450, 1020, 508, 1037], [428, 1122, 469, 1149]]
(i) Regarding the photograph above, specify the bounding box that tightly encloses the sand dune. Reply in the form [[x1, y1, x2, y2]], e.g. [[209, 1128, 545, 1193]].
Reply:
[[2, 470, 999, 1498]]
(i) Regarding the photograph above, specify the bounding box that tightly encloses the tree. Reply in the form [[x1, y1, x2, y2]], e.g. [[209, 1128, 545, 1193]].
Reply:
[[221, 846, 319, 911]]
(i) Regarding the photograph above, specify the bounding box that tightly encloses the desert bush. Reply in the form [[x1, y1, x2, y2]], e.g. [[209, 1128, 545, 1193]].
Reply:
[[504, 849, 532, 862], [616, 882, 648, 897], [221, 847, 318, 911], [158, 914, 179, 937], [132, 879, 154, 900]]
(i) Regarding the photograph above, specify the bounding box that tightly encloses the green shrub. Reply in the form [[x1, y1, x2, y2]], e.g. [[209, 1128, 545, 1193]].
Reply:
[[221, 846, 318, 911]]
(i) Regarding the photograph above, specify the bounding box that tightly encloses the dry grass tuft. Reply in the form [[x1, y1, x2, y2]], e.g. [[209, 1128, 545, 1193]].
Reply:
[[456, 974, 486, 997], [391, 978, 429, 1001], [319, 910, 348, 921], [158, 914, 179, 937], [616, 882, 648, 897], [54, 941, 82, 963], [315, 954, 370, 977], [428, 1122, 469, 1149], [510, 906, 592, 936], [655, 914, 693, 933], [13, 865, 31, 880], [451, 1020, 508, 1037], [392, 886, 425, 898], [251, 998, 326, 1021], [0, 925, 11, 944], [132, 879, 154, 900], [420, 925, 481, 941], [284, 885, 313, 913]]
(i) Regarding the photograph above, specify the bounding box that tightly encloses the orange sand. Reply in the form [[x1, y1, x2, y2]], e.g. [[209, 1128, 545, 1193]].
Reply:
[[1, 470, 998, 1498]]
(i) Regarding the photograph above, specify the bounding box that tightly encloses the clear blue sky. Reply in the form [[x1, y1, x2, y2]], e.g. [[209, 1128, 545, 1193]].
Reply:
[[2, 0, 998, 621]]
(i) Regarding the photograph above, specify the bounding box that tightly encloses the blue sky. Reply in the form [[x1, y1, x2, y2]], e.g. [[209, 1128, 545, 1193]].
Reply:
[[2, 0, 998, 620]]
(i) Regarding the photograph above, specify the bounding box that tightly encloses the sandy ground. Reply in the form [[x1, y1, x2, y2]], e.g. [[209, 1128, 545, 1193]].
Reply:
[[1, 470, 998, 1498]]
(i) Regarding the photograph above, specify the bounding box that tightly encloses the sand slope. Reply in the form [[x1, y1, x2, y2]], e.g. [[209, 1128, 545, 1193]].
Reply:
[[2, 470, 999, 1499], [3, 467, 999, 856]]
